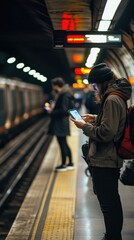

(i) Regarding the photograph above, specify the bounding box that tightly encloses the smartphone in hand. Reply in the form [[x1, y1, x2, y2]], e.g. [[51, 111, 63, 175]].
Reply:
[[68, 109, 85, 122]]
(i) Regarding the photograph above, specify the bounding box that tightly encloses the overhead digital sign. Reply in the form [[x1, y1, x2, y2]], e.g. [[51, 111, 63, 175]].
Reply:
[[53, 30, 122, 48]]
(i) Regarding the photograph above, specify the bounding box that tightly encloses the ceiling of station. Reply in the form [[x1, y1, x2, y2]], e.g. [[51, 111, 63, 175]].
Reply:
[[0, 0, 133, 91], [45, 0, 92, 68], [45, 0, 92, 30]]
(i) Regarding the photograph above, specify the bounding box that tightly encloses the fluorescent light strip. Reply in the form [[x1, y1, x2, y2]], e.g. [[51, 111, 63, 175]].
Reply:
[[85, 48, 100, 68], [102, 0, 122, 20], [85, 0, 122, 67], [98, 20, 111, 31]]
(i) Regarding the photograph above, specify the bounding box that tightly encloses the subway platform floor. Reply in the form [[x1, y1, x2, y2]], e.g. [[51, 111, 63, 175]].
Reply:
[[6, 123, 134, 240], [74, 133, 134, 240]]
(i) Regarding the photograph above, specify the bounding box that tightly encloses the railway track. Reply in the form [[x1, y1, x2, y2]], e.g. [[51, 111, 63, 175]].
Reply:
[[0, 116, 52, 239]]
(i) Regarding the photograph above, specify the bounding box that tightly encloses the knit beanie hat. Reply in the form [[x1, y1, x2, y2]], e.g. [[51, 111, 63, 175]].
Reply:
[[88, 63, 113, 83]]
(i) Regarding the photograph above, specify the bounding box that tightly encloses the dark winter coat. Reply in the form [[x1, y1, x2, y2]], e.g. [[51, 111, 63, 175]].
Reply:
[[48, 85, 74, 136], [82, 78, 132, 168]]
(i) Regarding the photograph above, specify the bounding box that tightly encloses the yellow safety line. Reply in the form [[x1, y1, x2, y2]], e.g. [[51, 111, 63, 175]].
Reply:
[[41, 126, 79, 240], [31, 153, 60, 240]]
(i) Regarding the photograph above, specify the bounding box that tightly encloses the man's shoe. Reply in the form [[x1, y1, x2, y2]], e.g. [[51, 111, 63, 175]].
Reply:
[[66, 163, 75, 170], [55, 165, 67, 172]]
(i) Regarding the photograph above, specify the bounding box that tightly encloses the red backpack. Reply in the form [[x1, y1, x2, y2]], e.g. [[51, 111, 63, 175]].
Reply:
[[111, 92, 134, 159]]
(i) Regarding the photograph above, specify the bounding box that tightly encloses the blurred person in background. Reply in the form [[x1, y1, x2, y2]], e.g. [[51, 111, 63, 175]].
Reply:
[[71, 63, 132, 240], [73, 91, 83, 109], [84, 84, 100, 114], [47, 77, 75, 172]]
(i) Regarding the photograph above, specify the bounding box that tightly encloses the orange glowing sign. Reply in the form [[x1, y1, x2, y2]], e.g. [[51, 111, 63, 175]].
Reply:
[[72, 83, 85, 88], [67, 35, 85, 43], [74, 68, 91, 75], [129, 77, 134, 84], [73, 54, 84, 63]]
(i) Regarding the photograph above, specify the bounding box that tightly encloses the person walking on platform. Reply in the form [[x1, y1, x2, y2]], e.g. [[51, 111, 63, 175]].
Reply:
[[48, 77, 75, 172], [71, 63, 132, 240]]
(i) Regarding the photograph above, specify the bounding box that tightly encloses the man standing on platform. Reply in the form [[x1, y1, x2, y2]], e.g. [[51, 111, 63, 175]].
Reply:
[[48, 77, 75, 172]]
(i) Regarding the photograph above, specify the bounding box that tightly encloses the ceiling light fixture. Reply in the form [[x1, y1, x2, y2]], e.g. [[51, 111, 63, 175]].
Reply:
[[28, 69, 36, 75], [7, 57, 47, 83], [83, 79, 89, 84], [102, 0, 122, 20], [98, 0, 122, 31], [7, 57, 16, 64], [85, 0, 122, 67], [85, 48, 100, 68], [16, 63, 25, 69], [23, 66, 31, 72], [37, 75, 47, 81], [33, 72, 40, 78], [98, 20, 111, 31], [42, 76, 47, 82]]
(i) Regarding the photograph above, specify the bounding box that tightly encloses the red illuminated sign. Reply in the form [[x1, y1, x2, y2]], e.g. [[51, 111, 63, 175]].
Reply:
[[61, 13, 75, 30], [74, 68, 91, 75], [67, 35, 84, 43]]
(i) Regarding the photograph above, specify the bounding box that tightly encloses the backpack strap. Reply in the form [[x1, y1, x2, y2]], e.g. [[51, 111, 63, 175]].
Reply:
[[109, 91, 128, 102], [109, 91, 128, 111], [108, 92, 127, 102], [96, 91, 128, 126]]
